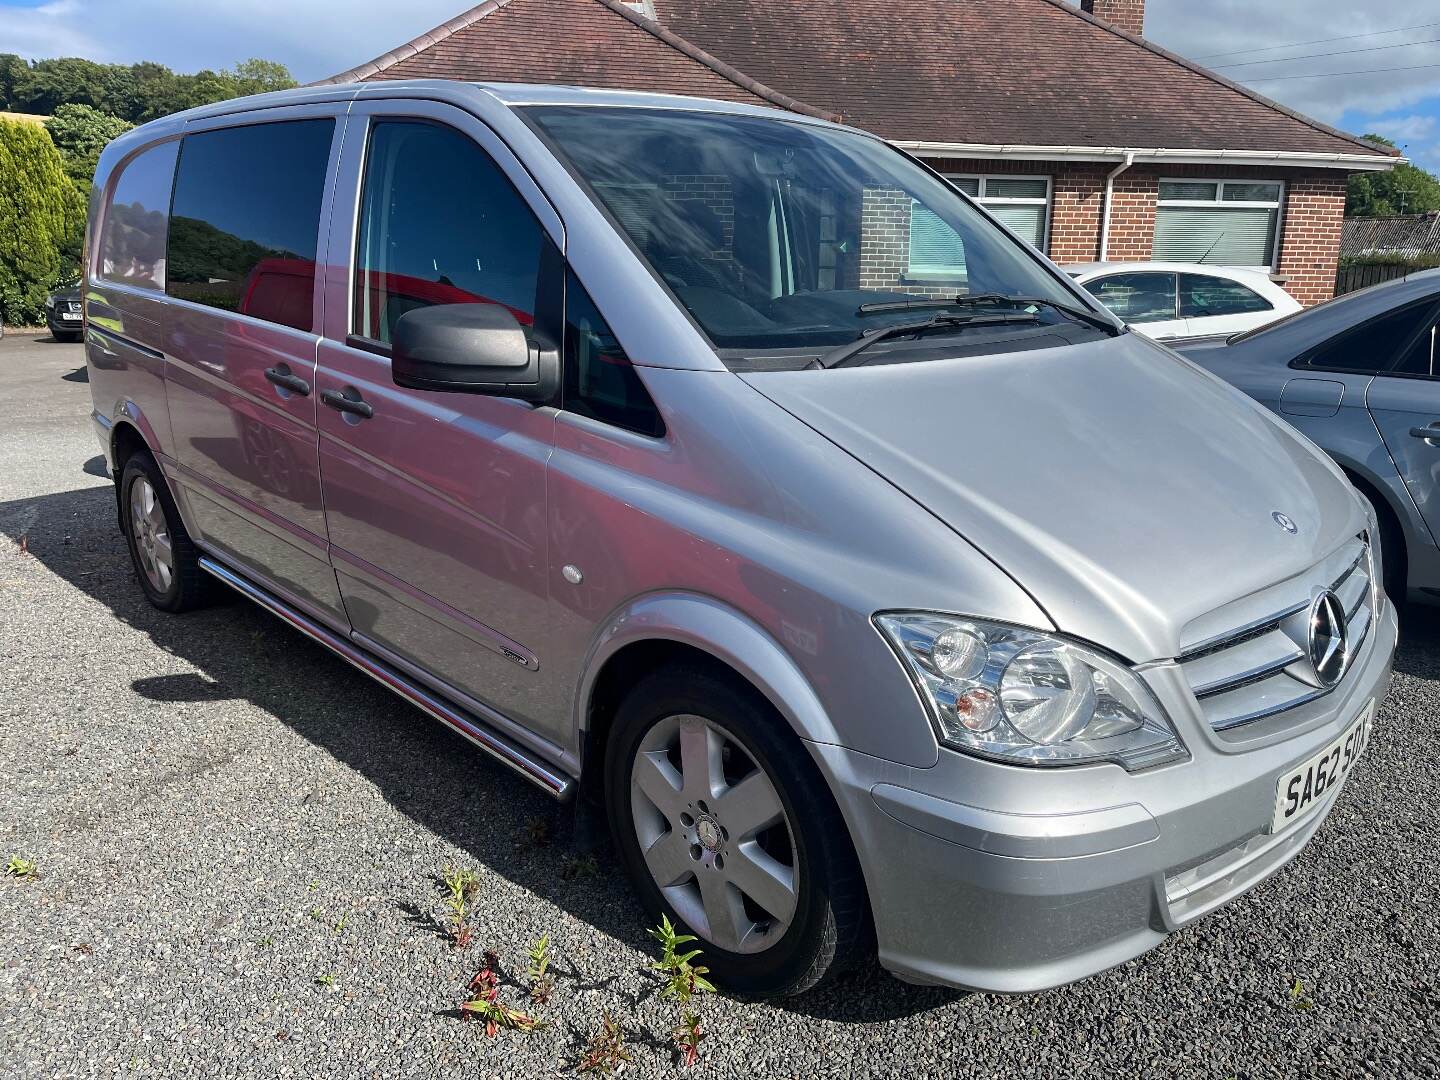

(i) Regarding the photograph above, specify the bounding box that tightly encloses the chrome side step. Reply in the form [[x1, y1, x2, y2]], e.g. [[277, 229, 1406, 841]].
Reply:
[[198, 556, 575, 801]]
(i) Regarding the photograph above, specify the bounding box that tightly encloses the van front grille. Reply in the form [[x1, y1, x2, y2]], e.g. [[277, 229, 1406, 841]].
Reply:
[[1176, 535, 1373, 732]]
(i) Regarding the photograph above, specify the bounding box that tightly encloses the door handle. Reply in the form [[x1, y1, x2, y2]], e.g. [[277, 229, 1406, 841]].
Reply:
[[320, 387, 374, 420], [1410, 424, 1440, 441], [264, 366, 311, 395]]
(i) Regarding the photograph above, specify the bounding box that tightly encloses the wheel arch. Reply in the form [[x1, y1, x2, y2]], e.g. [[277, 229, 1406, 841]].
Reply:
[[575, 592, 843, 798]]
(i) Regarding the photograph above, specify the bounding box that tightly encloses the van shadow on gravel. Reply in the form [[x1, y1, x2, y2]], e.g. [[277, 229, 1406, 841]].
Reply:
[[0, 482, 958, 1023]]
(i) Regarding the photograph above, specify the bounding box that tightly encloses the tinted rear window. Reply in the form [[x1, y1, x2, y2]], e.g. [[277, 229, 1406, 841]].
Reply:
[[166, 119, 334, 331], [99, 141, 178, 291]]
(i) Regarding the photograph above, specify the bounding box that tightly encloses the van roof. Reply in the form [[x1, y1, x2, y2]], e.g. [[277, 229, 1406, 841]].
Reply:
[[161, 79, 853, 132]]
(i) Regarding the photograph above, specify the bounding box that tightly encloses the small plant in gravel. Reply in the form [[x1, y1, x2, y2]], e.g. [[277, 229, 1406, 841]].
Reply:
[[526, 934, 555, 1004], [650, 916, 715, 1068], [649, 916, 715, 1003], [5, 855, 38, 881], [315, 973, 335, 988], [672, 1010, 705, 1069], [441, 866, 482, 948], [461, 967, 545, 1037], [1289, 977, 1315, 1011], [575, 1012, 633, 1074], [518, 816, 552, 849], [560, 854, 600, 883]]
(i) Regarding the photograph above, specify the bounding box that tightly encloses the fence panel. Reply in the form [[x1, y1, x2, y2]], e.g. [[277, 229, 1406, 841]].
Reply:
[[1335, 262, 1413, 296]]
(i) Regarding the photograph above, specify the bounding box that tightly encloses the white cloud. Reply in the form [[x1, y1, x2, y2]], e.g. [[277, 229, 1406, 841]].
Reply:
[[1142, 0, 1440, 124]]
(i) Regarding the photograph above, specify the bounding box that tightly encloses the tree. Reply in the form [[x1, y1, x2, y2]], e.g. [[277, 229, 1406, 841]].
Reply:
[[0, 119, 85, 325], [226, 58, 297, 96], [44, 103, 133, 192], [0, 53, 28, 111], [1347, 135, 1440, 217], [0, 56, 299, 124]]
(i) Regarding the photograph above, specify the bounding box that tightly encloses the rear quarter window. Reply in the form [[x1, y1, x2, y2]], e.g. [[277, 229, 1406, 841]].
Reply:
[[166, 118, 335, 332], [98, 141, 179, 291]]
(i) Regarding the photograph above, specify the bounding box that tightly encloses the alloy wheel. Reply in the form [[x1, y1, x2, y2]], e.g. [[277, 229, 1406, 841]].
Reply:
[[630, 713, 798, 954], [128, 475, 174, 594]]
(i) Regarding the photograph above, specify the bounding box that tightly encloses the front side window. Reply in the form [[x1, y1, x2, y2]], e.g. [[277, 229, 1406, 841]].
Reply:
[[946, 174, 1050, 251], [1178, 274, 1273, 319], [525, 106, 1090, 357], [99, 140, 178, 291], [353, 120, 544, 345], [565, 269, 662, 436], [1086, 272, 1177, 323], [1154, 179, 1282, 269], [167, 119, 334, 331]]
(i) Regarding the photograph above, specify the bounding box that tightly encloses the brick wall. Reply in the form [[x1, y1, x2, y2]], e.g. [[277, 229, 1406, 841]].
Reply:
[[919, 157, 1349, 304], [1274, 175, 1348, 306], [858, 188, 910, 289], [1081, 0, 1146, 37]]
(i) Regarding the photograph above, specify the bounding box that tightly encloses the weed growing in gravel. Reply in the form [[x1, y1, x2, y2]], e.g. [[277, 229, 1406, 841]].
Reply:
[[672, 1011, 705, 1069], [527, 934, 555, 1005], [560, 854, 600, 882], [315, 973, 335, 988], [650, 916, 716, 1068], [308, 907, 325, 922], [1289, 977, 1315, 1010], [333, 916, 348, 934], [461, 967, 545, 1037], [575, 1012, 633, 1074], [5, 855, 38, 881], [649, 916, 715, 1003], [441, 866, 482, 949], [518, 816, 552, 849]]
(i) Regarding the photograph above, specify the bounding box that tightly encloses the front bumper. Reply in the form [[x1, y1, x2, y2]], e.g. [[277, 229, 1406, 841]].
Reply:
[[811, 597, 1398, 994], [46, 310, 83, 336]]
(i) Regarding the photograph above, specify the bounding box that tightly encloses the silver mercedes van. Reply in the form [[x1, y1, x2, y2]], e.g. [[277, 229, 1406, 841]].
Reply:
[[84, 80, 1396, 998]]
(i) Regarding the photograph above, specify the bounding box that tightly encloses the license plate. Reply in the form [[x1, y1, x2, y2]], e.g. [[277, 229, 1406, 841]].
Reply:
[[60, 311, 81, 321], [1271, 702, 1374, 833]]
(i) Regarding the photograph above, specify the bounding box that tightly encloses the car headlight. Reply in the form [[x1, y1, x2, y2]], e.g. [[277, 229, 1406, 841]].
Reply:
[[45, 296, 54, 309], [875, 613, 1187, 771]]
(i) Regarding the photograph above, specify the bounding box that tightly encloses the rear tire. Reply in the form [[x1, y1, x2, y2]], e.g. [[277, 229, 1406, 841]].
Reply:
[[119, 452, 217, 613], [604, 664, 872, 998]]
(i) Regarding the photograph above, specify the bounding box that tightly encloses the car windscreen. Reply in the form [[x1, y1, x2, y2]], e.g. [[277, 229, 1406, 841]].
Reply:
[[523, 105, 1096, 357]]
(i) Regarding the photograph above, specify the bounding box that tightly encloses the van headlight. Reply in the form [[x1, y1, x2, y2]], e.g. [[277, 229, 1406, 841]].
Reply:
[[876, 613, 1187, 771]]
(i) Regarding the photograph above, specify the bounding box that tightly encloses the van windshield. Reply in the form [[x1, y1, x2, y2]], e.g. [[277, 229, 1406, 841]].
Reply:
[[524, 105, 1101, 357]]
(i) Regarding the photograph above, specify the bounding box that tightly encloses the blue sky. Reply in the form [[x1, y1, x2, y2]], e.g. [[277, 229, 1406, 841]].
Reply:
[[3, 0, 1439, 169]]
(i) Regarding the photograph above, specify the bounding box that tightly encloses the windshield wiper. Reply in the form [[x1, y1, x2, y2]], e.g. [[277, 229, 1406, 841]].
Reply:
[[812, 311, 1040, 369], [856, 292, 1119, 334]]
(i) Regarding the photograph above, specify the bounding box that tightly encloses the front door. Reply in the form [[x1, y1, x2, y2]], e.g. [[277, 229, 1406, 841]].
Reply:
[[315, 103, 566, 746], [162, 110, 346, 623]]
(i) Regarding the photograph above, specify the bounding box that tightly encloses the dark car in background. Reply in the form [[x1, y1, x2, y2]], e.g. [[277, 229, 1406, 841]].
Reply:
[[45, 285, 84, 342], [1177, 269, 1440, 603]]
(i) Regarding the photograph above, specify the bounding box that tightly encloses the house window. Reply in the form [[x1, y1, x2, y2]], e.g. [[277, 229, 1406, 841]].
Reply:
[[1154, 179, 1283, 269], [945, 174, 1051, 251]]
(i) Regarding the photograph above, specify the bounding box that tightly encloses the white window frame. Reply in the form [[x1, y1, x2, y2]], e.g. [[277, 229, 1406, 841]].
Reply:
[[1155, 177, 1286, 271], [943, 173, 1052, 253]]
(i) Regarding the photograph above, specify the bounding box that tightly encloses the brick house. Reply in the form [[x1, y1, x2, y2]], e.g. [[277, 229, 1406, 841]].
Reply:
[[324, 0, 1399, 304]]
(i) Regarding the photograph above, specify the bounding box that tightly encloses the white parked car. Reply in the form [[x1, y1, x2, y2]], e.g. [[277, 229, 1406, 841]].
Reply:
[[1065, 262, 1301, 342]]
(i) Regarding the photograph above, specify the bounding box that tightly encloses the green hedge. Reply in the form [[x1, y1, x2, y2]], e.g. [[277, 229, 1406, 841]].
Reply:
[[1338, 253, 1440, 270], [0, 117, 83, 325]]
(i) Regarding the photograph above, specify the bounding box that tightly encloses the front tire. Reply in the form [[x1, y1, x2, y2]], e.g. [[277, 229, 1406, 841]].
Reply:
[[119, 452, 216, 612], [604, 664, 872, 997]]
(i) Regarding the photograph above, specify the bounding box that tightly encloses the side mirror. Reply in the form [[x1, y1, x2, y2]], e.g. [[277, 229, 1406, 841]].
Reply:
[[391, 303, 558, 402]]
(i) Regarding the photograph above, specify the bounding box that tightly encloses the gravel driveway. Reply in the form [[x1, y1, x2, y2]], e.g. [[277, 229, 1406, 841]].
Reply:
[[2, 333, 1438, 1079]]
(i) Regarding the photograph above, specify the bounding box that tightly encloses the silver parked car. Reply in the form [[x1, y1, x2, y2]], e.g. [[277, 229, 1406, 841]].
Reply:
[[1178, 270, 1440, 604], [84, 81, 1395, 997]]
